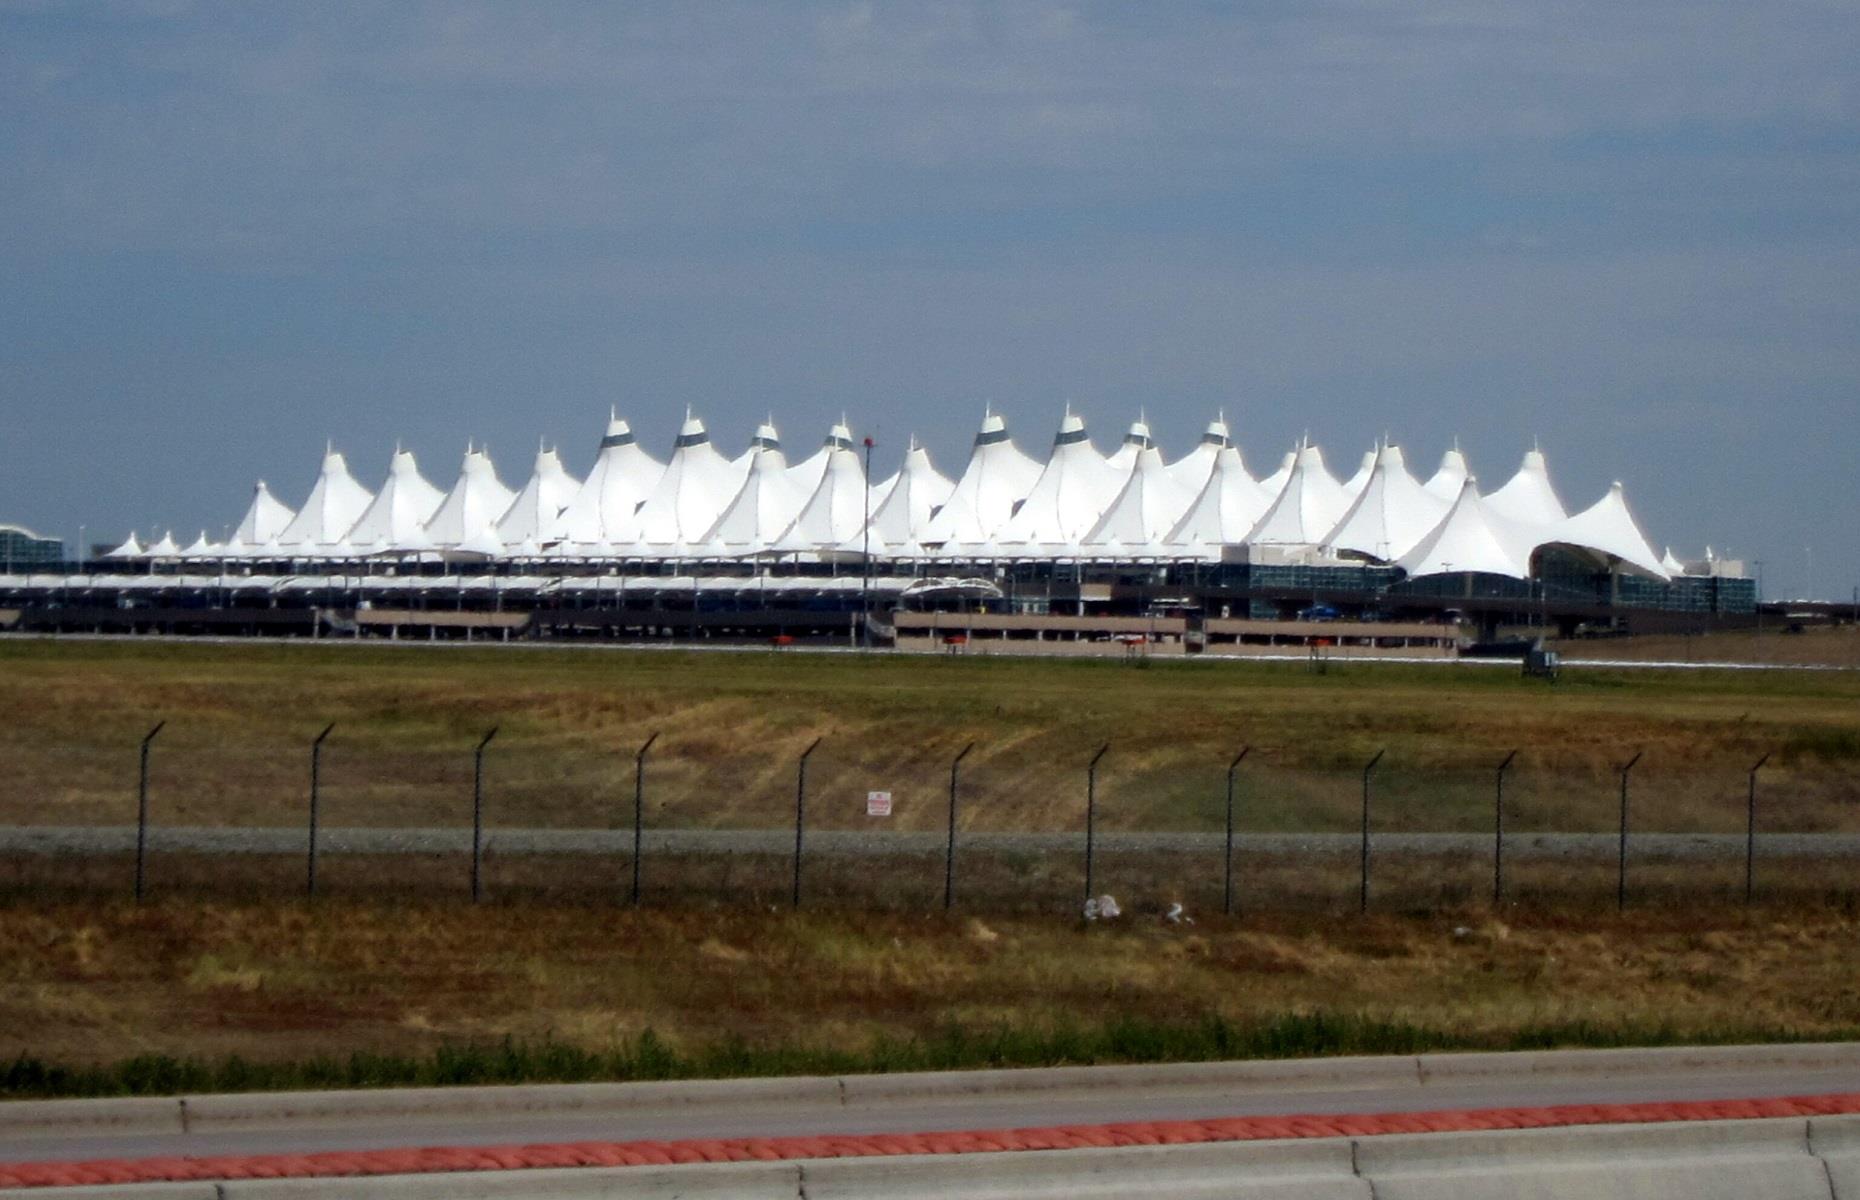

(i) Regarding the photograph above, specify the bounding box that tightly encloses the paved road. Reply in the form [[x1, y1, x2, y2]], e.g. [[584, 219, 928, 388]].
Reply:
[[5, 825, 1859, 860], [5, 1060, 1858, 1166]]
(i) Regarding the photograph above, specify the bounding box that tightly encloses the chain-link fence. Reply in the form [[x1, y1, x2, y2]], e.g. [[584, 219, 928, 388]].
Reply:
[[0, 727, 1854, 912]]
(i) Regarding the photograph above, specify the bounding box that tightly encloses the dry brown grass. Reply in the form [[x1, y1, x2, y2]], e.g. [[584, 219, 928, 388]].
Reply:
[[1, 896, 1855, 1069], [1554, 624, 1860, 668], [0, 639, 1855, 838]]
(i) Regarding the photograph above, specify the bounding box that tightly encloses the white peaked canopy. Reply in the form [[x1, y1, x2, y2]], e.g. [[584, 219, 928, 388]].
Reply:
[[1245, 444, 1351, 546], [345, 449, 444, 553], [1165, 417, 1232, 492], [423, 446, 515, 552], [1166, 445, 1275, 548], [1661, 546, 1686, 575], [276, 448, 373, 553], [997, 412, 1123, 545], [786, 421, 856, 494], [1085, 446, 1195, 549], [496, 446, 581, 548], [919, 412, 1042, 544], [729, 421, 782, 475], [1398, 478, 1533, 580], [705, 444, 810, 550], [104, 532, 145, 559], [864, 441, 954, 548], [146, 531, 182, 558], [1341, 450, 1377, 502], [779, 437, 869, 548], [1258, 450, 1296, 499], [1424, 446, 1470, 501], [179, 531, 221, 558], [229, 481, 295, 551], [1548, 482, 1670, 579], [1105, 417, 1157, 473], [554, 415, 665, 545], [1323, 445, 1449, 563], [1484, 448, 1569, 527], [627, 416, 751, 546]]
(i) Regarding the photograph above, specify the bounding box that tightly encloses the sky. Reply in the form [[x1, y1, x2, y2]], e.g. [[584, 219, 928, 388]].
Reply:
[[2, 2, 1856, 598]]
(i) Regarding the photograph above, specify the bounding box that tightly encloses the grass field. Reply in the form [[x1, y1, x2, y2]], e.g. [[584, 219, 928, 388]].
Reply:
[[0, 638, 1856, 839], [2, 899, 1856, 1096], [2, 638, 1857, 1096]]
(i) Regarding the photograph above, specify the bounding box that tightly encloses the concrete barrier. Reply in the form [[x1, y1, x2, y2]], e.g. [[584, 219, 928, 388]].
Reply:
[[6, 1041, 1858, 1150], [1417, 1041, 1860, 1083], [0, 1096, 183, 1140], [181, 1075, 842, 1134], [838, 1053, 1419, 1106], [0, 1187, 219, 1200], [1811, 1111, 1860, 1199], [1358, 1117, 1829, 1200], [216, 1161, 801, 1199], [802, 1140, 1366, 1200]]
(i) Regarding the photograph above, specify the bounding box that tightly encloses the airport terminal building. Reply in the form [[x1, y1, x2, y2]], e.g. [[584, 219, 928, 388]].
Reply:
[[0, 411, 1754, 650]]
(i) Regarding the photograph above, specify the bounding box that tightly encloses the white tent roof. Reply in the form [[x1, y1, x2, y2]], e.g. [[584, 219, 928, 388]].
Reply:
[[1166, 444, 1275, 548], [1340, 449, 1377, 502], [553, 414, 666, 545], [1484, 447, 1569, 527], [1165, 416, 1232, 493], [1661, 546, 1686, 575], [1546, 482, 1670, 579], [104, 532, 145, 559], [496, 446, 581, 547], [1105, 417, 1157, 473], [1085, 445, 1195, 547], [778, 440, 868, 549], [728, 420, 783, 474], [275, 448, 373, 551], [705, 443, 811, 549], [228, 481, 296, 552], [423, 446, 515, 550], [146, 530, 182, 558], [1397, 477, 1534, 580], [1424, 445, 1470, 501], [1258, 450, 1296, 498], [1323, 444, 1449, 563], [625, 415, 746, 546], [864, 440, 954, 549], [179, 531, 221, 558], [919, 412, 1042, 544], [785, 421, 856, 494], [1245, 444, 1351, 546], [345, 449, 444, 553], [996, 412, 1123, 545]]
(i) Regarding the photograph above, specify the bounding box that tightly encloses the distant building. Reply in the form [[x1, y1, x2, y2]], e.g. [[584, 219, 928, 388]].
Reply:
[[0, 524, 63, 570]]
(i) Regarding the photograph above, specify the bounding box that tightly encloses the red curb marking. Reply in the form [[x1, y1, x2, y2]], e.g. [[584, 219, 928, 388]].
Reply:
[[4, 1091, 1859, 1189]]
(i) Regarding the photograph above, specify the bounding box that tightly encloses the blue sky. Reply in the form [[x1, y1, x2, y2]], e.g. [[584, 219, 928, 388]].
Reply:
[[3, 2, 1856, 597]]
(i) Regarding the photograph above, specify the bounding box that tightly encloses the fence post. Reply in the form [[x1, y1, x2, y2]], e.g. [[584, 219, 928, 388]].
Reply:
[[307, 723, 335, 899], [471, 726, 498, 904], [1745, 751, 1771, 905], [1494, 749, 1518, 907], [945, 741, 975, 911], [791, 737, 822, 909], [133, 720, 166, 904], [631, 731, 660, 906], [1084, 743, 1110, 909], [1616, 749, 1643, 911], [1224, 748, 1250, 916], [1359, 749, 1385, 914]]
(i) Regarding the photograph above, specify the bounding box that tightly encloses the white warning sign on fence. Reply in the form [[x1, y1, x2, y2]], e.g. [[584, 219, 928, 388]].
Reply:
[[866, 790, 893, 817]]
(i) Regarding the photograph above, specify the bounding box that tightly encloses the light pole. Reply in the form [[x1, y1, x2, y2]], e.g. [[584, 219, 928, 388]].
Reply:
[[861, 435, 874, 649]]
